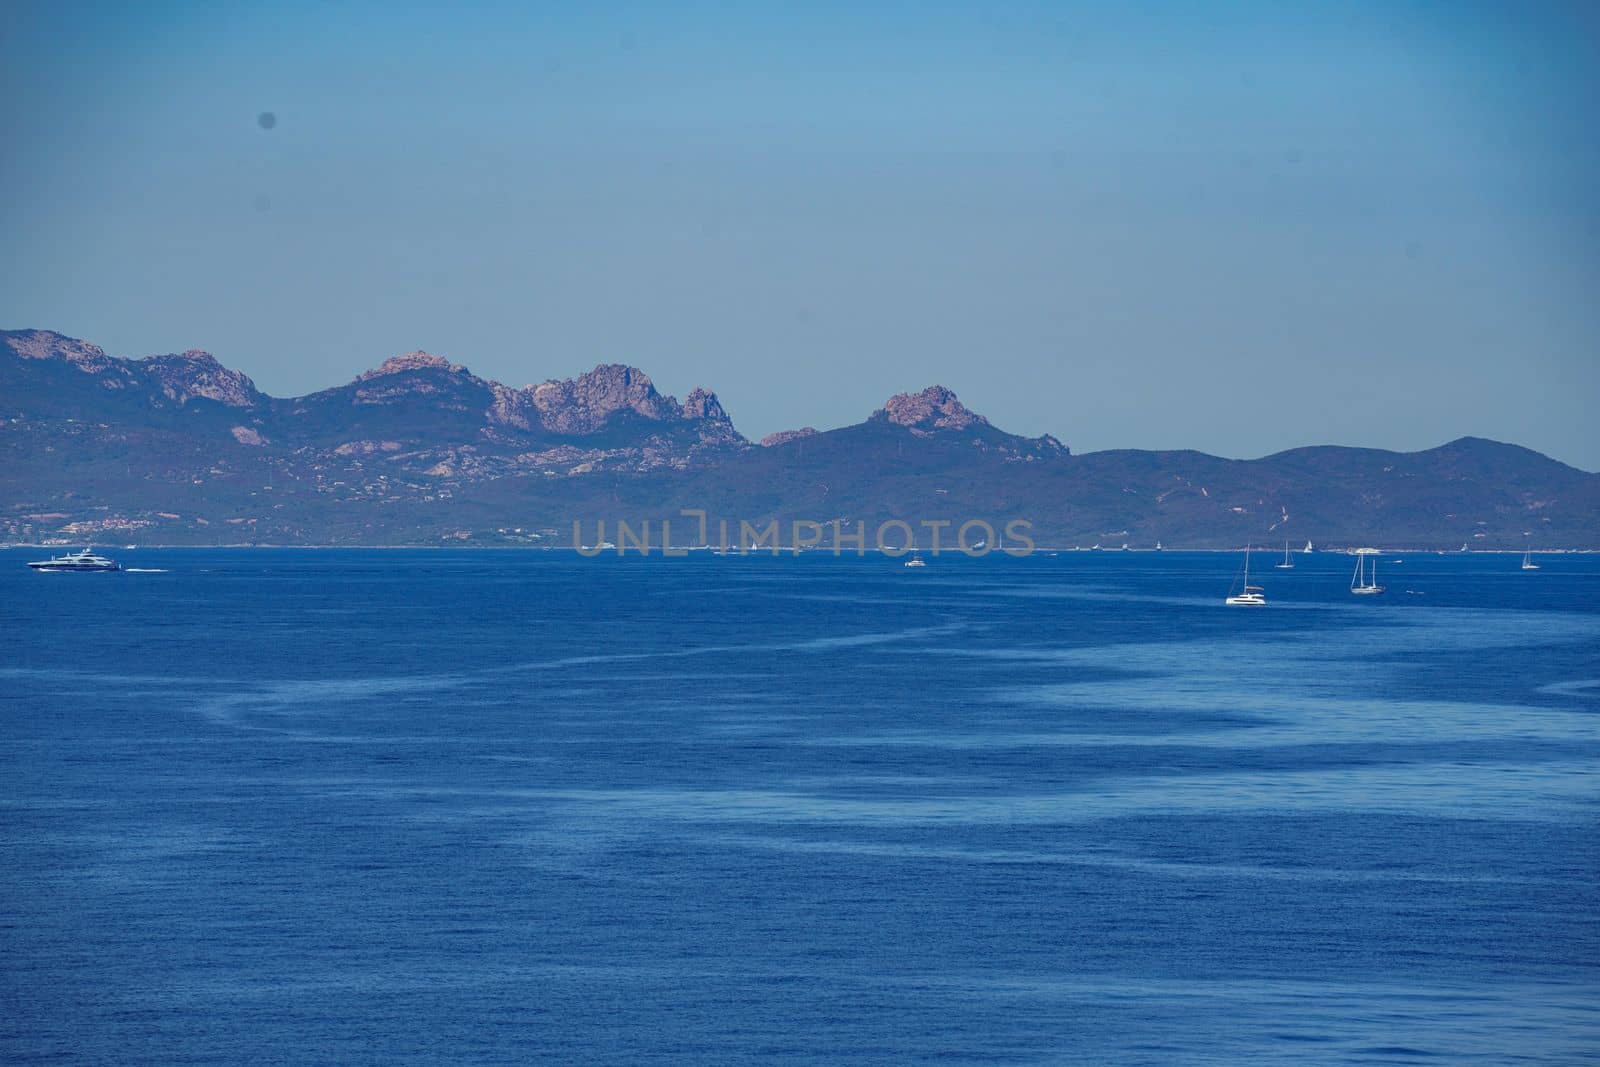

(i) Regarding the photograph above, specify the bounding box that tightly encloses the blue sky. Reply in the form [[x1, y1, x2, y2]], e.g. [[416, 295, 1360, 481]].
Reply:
[[3, 1, 1597, 466]]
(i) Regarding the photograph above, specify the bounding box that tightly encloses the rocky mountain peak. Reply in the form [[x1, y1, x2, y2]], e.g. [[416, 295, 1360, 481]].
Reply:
[[876, 385, 989, 431], [141, 349, 262, 408], [682, 387, 727, 422], [357, 351, 464, 381], [682, 387, 744, 444], [530, 363, 680, 434], [760, 427, 819, 448], [3, 329, 117, 374]]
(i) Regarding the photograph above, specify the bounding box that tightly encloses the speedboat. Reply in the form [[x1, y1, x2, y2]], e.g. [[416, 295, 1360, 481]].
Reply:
[[28, 547, 122, 572], [904, 553, 927, 568]]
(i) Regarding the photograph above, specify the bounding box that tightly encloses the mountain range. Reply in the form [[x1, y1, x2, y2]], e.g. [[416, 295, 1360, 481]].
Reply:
[[3, 328, 1596, 549]]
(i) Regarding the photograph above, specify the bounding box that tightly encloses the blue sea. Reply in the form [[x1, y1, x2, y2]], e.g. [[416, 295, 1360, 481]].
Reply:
[[3, 548, 1597, 1064]]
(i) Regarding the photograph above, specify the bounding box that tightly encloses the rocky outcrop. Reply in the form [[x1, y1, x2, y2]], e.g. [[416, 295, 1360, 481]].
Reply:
[[868, 385, 1068, 458], [484, 367, 744, 444], [3, 329, 119, 374], [356, 351, 467, 381], [487, 382, 542, 432], [344, 352, 487, 407], [875, 385, 989, 432], [333, 440, 404, 455], [528, 364, 681, 433], [681, 387, 723, 422], [3, 330, 263, 408], [682, 387, 743, 444], [143, 350, 262, 407], [761, 427, 819, 447]]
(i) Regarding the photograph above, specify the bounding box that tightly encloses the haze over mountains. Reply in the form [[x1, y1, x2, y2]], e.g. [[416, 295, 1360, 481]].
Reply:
[[3, 329, 1596, 549]]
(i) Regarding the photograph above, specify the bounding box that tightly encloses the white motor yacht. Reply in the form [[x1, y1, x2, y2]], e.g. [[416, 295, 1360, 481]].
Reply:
[[28, 547, 122, 572]]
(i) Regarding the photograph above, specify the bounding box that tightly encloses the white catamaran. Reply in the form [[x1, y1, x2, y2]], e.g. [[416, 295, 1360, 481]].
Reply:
[[1225, 545, 1266, 606]]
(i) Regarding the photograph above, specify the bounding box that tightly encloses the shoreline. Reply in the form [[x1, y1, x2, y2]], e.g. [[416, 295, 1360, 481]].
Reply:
[[5, 544, 1597, 555]]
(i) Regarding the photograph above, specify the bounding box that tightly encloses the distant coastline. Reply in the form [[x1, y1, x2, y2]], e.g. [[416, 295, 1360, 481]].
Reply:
[[6, 543, 1595, 555], [7, 328, 1598, 552]]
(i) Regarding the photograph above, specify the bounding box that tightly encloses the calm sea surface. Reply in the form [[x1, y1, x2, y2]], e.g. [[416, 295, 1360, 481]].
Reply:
[[2, 548, 1597, 1064]]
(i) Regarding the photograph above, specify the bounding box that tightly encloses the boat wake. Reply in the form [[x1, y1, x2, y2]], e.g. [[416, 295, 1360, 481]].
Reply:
[[124, 567, 169, 573]]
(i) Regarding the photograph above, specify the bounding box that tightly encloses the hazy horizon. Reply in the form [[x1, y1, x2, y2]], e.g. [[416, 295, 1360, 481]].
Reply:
[[3, 1, 1597, 467]]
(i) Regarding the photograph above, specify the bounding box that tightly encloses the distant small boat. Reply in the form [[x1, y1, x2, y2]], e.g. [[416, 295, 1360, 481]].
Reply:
[[1303, 540, 1314, 554], [1522, 548, 1540, 571], [904, 553, 927, 568], [1225, 545, 1266, 606], [28, 547, 121, 572], [1350, 551, 1384, 596], [1155, 541, 1163, 551], [1275, 539, 1294, 569]]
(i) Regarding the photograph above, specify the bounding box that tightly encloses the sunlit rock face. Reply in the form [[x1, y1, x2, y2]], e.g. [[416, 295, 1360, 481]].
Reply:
[[143, 350, 262, 408], [760, 427, 819, 447], [875, 385, 989, 431], [682, 387, 742, 444], [347, 352, 486, 407], [527, 364, 681, 433], [3, 330, 263, 408], [356, 351, 466, 381], [4, 329, 119, 374]]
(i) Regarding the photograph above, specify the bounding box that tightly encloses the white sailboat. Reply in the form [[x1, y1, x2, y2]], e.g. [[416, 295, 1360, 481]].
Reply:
[[1350, 550, 1384, 596], [1522, 547, 1540, 571], [1275, 539, 1294, 569], [1302, 540, 1314, 554], [1225, 545, 1266, 606]]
